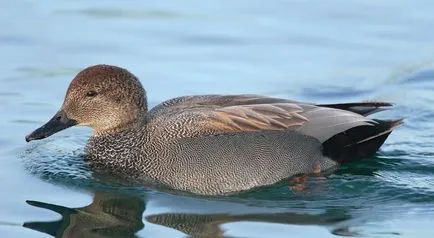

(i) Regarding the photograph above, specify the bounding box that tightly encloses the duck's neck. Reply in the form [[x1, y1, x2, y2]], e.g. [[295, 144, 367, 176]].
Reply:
[[92, 113, 149, 137]]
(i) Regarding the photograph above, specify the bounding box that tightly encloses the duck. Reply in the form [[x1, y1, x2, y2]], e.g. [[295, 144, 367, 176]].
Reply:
[[25, 64, 402, 195]]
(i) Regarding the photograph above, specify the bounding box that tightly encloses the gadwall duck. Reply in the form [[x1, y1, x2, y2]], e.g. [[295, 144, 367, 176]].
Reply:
[[26, 65, 402, 195]]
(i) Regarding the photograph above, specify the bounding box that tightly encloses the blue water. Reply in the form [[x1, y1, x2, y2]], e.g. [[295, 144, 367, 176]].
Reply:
[[1, 0, 434, 237]]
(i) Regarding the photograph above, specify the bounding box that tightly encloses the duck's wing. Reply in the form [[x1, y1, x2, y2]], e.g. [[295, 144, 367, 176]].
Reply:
[[149, 94, 297, 116], [150, 95, 393, 117], [317, 101, 393, 116], [149, 94, 390, 143]]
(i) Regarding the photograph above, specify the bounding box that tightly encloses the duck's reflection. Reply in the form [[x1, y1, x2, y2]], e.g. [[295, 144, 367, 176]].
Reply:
[[24, 192, 352, 237], [147, 209, 351, 237], [24, 192, 145, 238]]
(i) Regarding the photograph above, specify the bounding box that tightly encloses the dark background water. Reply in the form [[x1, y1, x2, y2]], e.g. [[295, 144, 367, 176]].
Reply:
[[1, 0, 434, 237]]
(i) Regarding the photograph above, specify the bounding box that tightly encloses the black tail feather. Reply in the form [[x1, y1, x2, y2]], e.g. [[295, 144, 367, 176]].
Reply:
[[322, 119, 402, 164], [318, 102, 393, 116]]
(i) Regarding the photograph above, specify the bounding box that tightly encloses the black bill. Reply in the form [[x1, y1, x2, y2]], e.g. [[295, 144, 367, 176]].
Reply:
[[25, 110, 77, 142]]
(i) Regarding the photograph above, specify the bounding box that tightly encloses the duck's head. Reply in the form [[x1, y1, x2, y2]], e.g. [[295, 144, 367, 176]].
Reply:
[[25, 64, 147, 142]]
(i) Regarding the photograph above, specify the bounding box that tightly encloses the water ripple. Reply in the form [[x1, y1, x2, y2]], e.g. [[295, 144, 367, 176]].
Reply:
[[58, 8, 188, 20]]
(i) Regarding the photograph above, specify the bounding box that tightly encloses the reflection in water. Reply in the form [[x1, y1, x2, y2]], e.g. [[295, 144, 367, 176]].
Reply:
[[24, 191, 354, 237], [147, 209, 352, 237], [24, 192, 145, 238]]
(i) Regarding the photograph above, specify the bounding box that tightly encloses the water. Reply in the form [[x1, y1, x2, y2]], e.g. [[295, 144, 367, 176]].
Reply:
[[1, 0, 434, 237]]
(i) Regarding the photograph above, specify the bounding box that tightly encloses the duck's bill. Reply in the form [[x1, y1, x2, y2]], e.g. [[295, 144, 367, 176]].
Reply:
[[25, 110, 77, 142]]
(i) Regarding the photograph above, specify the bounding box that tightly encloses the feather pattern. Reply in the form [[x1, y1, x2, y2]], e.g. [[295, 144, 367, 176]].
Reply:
[[148, 94, 378, 142]]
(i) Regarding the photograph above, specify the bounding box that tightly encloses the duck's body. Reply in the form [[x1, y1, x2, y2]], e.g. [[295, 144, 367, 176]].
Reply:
[[26, 65, 402, 195]]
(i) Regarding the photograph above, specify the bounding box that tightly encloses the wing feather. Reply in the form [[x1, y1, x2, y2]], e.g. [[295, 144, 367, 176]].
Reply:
[[148, 94, 377, 141]]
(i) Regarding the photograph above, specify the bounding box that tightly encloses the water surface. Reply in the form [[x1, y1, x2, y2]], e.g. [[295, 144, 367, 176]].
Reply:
[[1, 0, 434, 237]]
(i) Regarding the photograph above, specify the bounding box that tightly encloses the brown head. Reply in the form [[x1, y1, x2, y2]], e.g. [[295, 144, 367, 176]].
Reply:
[[25, 64, 148, 142]]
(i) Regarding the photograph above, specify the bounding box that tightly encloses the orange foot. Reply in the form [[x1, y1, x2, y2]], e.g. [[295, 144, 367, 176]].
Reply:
[[289, 175, 308, 192], [290, 161, 325, 192]]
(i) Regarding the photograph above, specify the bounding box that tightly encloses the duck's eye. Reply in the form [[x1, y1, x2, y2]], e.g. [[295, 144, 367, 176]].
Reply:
[[86, 90, 98, 97]]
